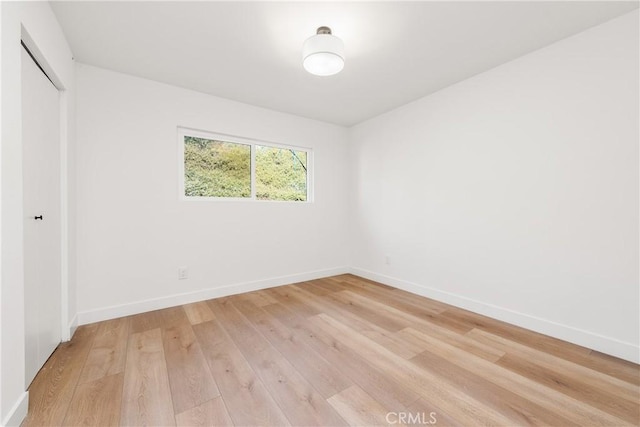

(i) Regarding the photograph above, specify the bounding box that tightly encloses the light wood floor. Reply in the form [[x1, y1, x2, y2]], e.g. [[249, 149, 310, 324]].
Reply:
[[23, 274, 639, 426]]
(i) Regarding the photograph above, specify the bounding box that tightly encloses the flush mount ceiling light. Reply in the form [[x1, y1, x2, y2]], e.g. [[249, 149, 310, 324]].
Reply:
[[302, 26, 345, 76]]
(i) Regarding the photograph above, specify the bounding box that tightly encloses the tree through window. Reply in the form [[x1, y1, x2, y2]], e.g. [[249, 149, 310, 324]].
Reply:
[[181, 130, 310, 202]]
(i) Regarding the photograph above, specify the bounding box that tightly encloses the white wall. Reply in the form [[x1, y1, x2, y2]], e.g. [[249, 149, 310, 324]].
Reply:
[[75, 64, 349, 322], [349, 10, 639, 362], [0, 1, 76, 425]]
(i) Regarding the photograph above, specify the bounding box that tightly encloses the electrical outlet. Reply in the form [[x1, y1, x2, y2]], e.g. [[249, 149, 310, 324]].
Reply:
[[178, 267, 188, 280], [385, 255, 391, 265]]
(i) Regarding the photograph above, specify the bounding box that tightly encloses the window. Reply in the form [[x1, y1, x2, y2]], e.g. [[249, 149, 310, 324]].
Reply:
[[256, 146, 308, 201], [179, 128, 311, 202], [184, 136, 251, 198]]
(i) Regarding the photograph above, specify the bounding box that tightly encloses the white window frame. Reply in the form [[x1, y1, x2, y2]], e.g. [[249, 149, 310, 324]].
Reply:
[[178, 126, 314, 203]]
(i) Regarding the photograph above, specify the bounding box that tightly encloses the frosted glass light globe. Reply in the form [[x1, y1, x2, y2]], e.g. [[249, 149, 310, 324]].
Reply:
[[302, 27, 344, 76]]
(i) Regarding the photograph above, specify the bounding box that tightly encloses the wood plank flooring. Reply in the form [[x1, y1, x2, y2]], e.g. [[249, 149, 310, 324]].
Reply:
[[22, 274, 640, 426]]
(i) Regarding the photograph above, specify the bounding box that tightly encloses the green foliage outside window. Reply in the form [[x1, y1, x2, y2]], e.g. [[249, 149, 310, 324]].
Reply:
[[184, 136, 308, 201], [184, 137, 251, 198], [256, 146, 307, 201]]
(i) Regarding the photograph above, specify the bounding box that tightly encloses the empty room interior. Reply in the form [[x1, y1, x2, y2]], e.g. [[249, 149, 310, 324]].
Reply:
[[1, 1, 639, 426]]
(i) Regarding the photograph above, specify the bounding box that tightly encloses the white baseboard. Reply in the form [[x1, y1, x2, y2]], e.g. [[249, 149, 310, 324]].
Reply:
[[77, 267, 349, 325], [350, 267, 640, 364], [67, 313, 78, 340], [2, 391, 28, 427]]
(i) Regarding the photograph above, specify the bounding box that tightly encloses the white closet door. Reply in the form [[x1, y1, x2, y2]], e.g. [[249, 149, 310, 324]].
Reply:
[[22, 46, 62, 386]]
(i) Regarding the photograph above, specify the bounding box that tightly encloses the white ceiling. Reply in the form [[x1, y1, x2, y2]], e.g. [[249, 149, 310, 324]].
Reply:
[[50, 1, 638, 126]]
